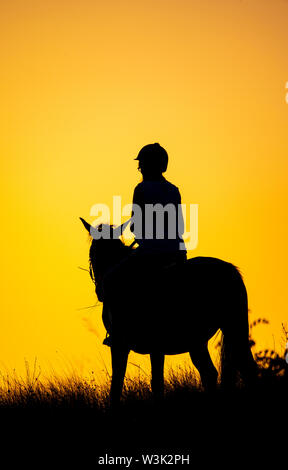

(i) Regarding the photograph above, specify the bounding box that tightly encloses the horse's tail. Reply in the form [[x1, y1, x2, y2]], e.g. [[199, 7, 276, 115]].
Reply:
[[220, 269, 257, 389], [219, 331, 239, 389]]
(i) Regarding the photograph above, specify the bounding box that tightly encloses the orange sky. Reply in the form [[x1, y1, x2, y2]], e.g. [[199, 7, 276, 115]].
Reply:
[[0, 0, 287, 381]]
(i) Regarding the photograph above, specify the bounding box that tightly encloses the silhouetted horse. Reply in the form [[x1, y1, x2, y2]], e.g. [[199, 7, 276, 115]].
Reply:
[[81, 218, 256, 405]]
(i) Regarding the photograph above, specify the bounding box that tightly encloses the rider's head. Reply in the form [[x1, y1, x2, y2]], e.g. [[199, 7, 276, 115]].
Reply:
[[135, 143, 168, 180]]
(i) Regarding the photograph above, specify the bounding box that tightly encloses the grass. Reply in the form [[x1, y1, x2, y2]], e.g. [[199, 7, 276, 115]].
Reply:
[[0, 323, 287, 466], [0, 361, 201, 409]]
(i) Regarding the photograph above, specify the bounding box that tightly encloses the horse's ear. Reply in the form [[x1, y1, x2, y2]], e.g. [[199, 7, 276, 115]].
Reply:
[[80, 217, 91, 233], [112, 218, 131, 239]]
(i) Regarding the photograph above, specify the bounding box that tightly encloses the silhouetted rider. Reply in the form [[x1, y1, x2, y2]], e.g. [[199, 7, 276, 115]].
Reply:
[[102, 143, 186, 347], [131, 143, 187, 264]]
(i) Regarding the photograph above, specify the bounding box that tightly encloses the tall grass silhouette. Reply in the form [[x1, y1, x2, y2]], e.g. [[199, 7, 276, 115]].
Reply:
[[0, 321, 287, 467], [0, 320, 287, 410]]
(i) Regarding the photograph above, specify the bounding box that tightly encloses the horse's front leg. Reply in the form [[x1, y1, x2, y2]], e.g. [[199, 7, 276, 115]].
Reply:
[[150, 352, 165, 400], [110, 345, 129, 407]]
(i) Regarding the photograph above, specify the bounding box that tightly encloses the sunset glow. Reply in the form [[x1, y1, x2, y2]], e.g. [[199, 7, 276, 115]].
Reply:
[[1, 0, 287, 380]]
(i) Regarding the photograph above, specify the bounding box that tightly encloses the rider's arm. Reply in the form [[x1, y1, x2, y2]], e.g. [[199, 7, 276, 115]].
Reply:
[[176, 188, 185, 238], [130, 184, 145, 239]]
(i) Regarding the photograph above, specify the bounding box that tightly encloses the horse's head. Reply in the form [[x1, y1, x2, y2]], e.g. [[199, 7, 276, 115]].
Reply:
[[80, 218, 131, 295]]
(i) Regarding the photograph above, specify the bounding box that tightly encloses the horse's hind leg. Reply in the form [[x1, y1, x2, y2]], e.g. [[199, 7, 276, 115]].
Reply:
[[150, 352, 165, 400], [189, 344, 218, 391]]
